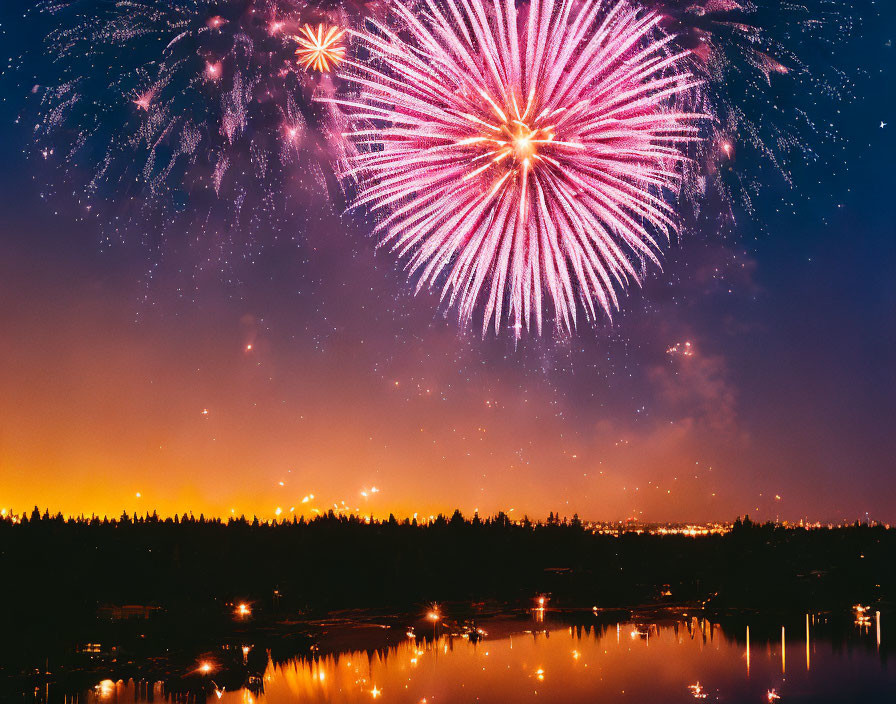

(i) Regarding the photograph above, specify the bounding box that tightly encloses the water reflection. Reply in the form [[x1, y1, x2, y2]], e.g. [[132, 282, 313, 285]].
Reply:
[[51, 611, 893, 704]]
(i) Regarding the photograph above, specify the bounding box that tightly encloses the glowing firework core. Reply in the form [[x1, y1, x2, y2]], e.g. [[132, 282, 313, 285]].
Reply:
[[295, 24, 346, 72], [509, 122, 541, 164], [460, 92, 581, 218]]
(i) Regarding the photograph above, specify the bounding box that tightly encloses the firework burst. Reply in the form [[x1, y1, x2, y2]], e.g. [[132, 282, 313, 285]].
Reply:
[[295, 23, 347, 72], [330, 0, 707, 336], [32, 0, 340, 265]]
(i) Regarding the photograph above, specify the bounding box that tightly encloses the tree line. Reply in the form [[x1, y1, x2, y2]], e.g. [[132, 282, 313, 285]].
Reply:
[[1, 509, 893, 621]]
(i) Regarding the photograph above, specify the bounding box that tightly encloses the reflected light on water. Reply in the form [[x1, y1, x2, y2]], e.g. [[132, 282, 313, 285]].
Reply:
[[806, 613, 811, 672], [688, 682, 708, 699], [780, 626, 786, 674], [188, 618, 890, 704], [94, 679, 115, 701], [69, 614, 893, 704]]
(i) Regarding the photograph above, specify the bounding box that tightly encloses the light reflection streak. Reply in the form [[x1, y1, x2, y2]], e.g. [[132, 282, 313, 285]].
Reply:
[[806, 613, 810, 671], [781, 626, 786, 674]]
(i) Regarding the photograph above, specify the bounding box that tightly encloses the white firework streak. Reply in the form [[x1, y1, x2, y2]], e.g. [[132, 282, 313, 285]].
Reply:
[[326, 0, 707, 337]]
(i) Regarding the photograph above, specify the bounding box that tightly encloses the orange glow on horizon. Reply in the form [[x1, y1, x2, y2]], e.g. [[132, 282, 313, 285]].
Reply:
[[0, 244, 866, 526]]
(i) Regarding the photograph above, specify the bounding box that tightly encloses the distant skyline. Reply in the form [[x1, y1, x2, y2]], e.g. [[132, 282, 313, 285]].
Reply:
[[0, 1, 893, 523]]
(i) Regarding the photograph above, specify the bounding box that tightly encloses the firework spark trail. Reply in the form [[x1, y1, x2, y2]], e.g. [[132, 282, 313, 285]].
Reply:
[[328, 0, 707, 337], [645, 0, 855, 211]]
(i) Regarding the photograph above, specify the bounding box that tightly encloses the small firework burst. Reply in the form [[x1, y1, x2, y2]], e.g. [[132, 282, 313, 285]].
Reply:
[[294, 23, 346, 72]]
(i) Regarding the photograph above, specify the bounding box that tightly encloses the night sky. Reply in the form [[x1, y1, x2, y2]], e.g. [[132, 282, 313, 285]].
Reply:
[[0, 0, 892, 523]]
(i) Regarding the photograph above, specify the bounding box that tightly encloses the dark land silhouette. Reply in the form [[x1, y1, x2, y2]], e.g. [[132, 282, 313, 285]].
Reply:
[[1, 509, 894, 699], [2, 510, 894, 613]]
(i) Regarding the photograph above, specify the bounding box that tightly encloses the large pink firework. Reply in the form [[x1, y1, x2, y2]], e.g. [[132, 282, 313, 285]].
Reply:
[[330, 0, 707, 337]]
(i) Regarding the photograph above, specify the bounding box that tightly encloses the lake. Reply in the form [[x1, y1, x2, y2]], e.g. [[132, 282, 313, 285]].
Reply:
[[57, 607, 891, 703]]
